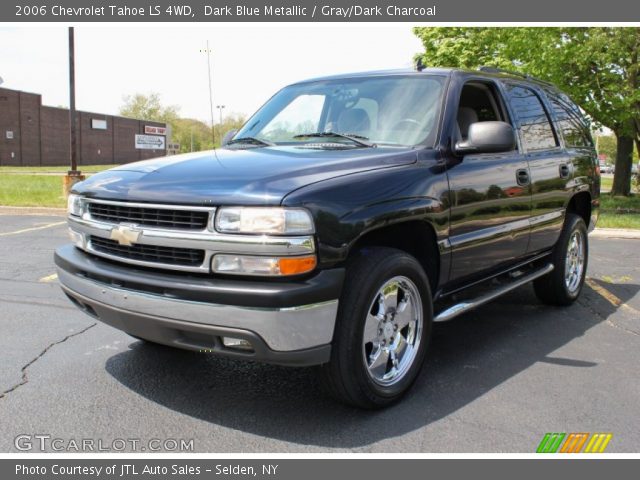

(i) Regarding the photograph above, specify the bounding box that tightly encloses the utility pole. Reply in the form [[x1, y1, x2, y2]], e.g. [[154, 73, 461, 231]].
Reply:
[[206, 41, 216, 146], [64, 27, 84, 197]]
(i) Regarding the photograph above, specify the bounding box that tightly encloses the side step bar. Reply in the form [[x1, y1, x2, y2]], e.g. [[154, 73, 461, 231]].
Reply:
[[434, 263, 554, 322]]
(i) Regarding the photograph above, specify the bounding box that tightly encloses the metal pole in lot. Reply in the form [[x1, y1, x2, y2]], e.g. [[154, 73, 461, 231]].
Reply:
[[64, 27, 85, 197], [68, 27, 78, 174]]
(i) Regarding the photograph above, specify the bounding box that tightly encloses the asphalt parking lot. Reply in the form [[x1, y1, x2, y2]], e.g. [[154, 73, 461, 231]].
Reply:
[[0, 213, 638, 453]]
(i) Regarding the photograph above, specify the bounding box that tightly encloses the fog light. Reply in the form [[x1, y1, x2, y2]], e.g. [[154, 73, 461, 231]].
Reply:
[[222, 337, 254, 351], [68, 227, 84, 248]]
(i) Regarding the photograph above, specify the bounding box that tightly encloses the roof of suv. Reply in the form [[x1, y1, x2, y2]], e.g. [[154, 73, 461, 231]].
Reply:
[[294, 67, 556, 90]]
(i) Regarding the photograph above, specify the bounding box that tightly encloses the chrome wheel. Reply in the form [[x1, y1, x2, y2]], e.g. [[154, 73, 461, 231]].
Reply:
[[362, 276, 423, 386], [565, 230, 585, 294]]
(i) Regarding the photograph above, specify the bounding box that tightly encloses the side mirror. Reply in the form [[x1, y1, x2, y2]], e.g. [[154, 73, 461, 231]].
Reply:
[[221, 129, 237, 146], [455, 121, 516, 155]]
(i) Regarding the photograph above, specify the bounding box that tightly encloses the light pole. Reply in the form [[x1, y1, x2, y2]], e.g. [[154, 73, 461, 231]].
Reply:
[[216, 105, 225, 128], [205, 41, 215, 146]]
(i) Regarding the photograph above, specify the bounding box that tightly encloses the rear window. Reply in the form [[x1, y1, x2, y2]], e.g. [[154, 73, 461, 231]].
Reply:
[[505, 84, 558, 152], [545, 90, 593, 148]]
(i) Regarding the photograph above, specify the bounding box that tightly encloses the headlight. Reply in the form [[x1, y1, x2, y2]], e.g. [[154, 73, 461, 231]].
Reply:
[[67, 194, 84, 217], [215, 207, 314, 235]]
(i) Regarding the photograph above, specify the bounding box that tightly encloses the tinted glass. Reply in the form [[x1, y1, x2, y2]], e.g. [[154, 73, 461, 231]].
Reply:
[[545, 90, 593, 148], [235, 75, 445, 147], [259, 94, 326, 141], [506, 85, 558, 152]]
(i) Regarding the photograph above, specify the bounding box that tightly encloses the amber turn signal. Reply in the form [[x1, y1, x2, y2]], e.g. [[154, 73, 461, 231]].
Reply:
[[278, 255, 317, 275]]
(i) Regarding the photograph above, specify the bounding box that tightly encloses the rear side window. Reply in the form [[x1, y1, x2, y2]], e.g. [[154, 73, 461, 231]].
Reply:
[[545, 90, 593, 148], [505, 84, 558, 152]]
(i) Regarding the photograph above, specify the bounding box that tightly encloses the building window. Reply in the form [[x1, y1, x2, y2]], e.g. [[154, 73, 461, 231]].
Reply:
[[91, 119, 108, 130]]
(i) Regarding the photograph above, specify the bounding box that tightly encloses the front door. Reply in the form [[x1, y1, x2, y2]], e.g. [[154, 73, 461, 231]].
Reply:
[[445, 79, 531, 283]]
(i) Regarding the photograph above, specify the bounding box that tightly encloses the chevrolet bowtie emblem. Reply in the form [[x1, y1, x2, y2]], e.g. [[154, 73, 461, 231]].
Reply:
[[109, 225, 142, 246]]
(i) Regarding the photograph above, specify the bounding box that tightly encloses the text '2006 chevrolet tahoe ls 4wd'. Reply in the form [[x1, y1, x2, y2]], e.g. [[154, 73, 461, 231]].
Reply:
[[56, 67, 599, 409]]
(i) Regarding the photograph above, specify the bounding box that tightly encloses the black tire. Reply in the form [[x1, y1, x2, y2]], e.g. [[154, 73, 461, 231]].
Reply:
[[533, 213, 588, 306], [318, 247, 433, 409]]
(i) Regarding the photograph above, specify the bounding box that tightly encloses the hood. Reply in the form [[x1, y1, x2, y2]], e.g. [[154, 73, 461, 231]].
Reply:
[[73, 145, 417, 205]]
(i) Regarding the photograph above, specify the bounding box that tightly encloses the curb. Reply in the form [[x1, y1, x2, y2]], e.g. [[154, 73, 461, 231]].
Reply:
[[0, 206, 66, 217], [590, 228, 640, 240], [1, 206, 639, 238]]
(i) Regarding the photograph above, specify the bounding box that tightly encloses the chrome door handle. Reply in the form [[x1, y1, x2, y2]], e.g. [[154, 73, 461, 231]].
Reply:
[[516, 169, 530, 186]]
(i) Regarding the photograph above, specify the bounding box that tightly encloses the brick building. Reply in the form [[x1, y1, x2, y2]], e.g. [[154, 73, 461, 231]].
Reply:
[[0, 87, 167, 167]]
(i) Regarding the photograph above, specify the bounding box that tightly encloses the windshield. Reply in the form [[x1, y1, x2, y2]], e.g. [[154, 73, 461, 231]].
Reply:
[[234, 75, 445, 148]]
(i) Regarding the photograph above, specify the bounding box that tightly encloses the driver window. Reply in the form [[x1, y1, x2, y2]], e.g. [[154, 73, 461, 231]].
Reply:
[[456, 82, 506, 142]]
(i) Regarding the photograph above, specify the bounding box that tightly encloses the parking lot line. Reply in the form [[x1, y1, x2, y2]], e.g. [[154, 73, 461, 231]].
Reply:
[[586, 277, 640, 316], [38, 273, 58, 283], [0, 221, 65, 237]]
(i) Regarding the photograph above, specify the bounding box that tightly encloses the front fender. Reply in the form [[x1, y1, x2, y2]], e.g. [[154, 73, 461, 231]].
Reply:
[[282, 161, 450, 268]]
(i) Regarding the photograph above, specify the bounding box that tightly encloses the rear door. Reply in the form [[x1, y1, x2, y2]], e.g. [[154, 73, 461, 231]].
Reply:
[[543, 88, 598, 229], [502, 83, 570, 254]]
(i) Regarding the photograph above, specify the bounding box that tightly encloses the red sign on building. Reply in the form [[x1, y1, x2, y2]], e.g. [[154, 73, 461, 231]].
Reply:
[[145, 125, 167, 136]]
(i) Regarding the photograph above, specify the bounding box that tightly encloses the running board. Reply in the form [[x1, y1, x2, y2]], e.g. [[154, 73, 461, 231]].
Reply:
[[434, 263, 554, 322]]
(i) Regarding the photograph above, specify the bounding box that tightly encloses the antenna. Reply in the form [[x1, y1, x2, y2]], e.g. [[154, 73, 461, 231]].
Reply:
[[415, 57, 426, 72]]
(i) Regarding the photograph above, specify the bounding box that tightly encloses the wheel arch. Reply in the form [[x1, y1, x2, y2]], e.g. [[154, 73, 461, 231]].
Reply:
[[566, 191, 592, 228], [347, 220, 441, 294]]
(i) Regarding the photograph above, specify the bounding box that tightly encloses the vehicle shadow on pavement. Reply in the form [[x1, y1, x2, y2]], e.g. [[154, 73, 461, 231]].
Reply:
[[104, 282, 639, 449]]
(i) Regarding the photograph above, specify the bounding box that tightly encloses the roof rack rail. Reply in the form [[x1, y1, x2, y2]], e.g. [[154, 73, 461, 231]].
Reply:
[[478, 66, 554, 86]]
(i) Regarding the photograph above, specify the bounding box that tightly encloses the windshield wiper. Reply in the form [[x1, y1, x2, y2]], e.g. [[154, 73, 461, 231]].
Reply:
[[226, 137, 275, 147], [293, 132, 376, 148]]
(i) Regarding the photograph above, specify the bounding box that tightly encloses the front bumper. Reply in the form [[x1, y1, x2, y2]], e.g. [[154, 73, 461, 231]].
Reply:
[[55, 245, 344, 366]]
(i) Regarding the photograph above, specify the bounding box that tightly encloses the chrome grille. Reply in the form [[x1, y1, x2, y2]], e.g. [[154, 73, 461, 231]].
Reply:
[[68, 199, 314, 273], [88, 202, 209, 230], [89, 236, 205, 267]]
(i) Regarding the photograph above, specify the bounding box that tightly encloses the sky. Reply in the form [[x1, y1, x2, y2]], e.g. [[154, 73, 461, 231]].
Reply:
[[0, 26, 423, 123]]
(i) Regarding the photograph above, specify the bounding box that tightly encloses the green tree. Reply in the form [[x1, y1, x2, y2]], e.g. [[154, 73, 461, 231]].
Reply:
[[119, 92, 180, 124], [217, 112, 247, 144], [120, 93, 246, 152], [414, 27, 640, 196], [596, 134, 639, 164], [164, 114, 246, 153], [171, 118, 214, 153], [596, 135, 617, 163]]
